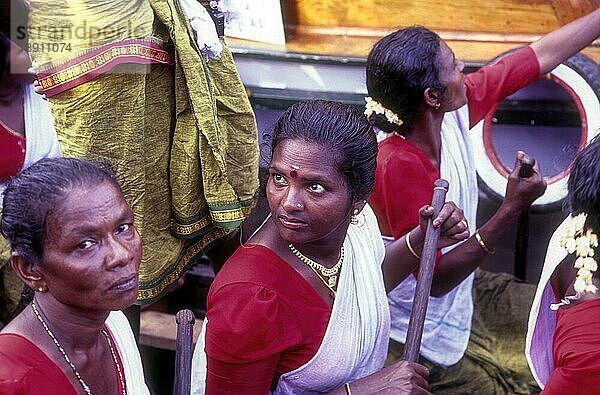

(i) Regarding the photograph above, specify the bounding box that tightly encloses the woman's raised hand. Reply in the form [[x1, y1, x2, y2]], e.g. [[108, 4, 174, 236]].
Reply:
[[502, 151, 547, 214], [418, 201, 470, 249], [28, 67, 47, 100]]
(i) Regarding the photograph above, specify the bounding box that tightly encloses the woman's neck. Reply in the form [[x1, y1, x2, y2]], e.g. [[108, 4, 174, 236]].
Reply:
[[31, 295, 110, 350], [0, 80, 25, 136], [403, 109, 444, 170], [0, 78, 23, 104], [263, 217, 347, 267]]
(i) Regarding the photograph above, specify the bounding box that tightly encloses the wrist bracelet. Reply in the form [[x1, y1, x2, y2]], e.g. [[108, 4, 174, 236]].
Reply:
[[345, 382, 352, 395], [406, 230, 421, 259], [475, 230, 495, 255]]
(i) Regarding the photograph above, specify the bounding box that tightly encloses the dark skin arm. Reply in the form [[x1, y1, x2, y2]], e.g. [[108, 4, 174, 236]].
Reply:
[[530, 7, 600, 75], [405, 152, 546, 296], [382, 201, 468, 293]]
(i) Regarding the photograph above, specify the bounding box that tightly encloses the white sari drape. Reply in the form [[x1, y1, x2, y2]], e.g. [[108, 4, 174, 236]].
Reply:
[[525, 216, 569, 389], [23, 84, 61, 168], [106, 311, 151, 395]]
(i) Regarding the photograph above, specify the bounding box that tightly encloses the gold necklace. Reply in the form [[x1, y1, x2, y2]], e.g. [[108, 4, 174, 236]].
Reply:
[[289, 243, 344, 297], [31, 299, 126, 395]]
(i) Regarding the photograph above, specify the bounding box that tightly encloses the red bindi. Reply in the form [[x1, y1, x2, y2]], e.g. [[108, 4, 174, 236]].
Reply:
[[290, 165, 299, 178]]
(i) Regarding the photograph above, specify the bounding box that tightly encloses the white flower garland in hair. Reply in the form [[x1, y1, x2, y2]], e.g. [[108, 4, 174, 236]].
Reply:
[[364, 97, 403, 127], [560, 213, 599, 294]]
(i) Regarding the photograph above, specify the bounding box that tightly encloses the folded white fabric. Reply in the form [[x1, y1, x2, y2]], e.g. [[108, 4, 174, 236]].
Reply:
[[178, 0, 222, 59]]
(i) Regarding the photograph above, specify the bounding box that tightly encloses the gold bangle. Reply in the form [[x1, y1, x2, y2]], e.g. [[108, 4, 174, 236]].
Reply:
[[475, 230, 495, 255], [345, 383, 352, 395], [406, 230, 421, 259]]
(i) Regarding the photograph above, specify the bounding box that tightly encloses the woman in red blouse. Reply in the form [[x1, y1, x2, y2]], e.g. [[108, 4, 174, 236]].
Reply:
[[527, 136, 600, 393], [200, 100, 469, 394], [0, 34, 29, 184], [544, 137, 600, 393], [0, 158, 149, 394], [365, 9, 600, 394]]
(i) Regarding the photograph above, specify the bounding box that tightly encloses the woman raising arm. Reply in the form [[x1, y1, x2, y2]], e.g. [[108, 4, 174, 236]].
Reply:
[[366, 7, 600, 394]]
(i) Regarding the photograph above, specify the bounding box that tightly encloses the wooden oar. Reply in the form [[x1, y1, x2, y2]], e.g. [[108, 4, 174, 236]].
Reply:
[[403, 179, 449, 362], [173, 309, 195, 395], [514, 154, 536, 279]]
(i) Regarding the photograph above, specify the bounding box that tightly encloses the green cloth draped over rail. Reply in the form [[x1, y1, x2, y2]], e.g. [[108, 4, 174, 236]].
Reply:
[[28, 0, 259, 303]]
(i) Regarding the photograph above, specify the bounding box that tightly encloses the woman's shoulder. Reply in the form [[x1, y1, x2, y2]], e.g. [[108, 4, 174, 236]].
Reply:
[[209, 244, 309, 305], [377, 138, 432, 171], [0, 332, 38, 351], [205, 247, 314, 363], [213, 244, 287, 286], [0, 333, 74, 393], [0, 333, 44, 372], [208, 244, 326, 315]]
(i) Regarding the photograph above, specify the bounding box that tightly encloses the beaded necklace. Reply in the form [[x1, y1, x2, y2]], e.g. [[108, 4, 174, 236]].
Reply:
[[289, 243, 344, 298], [31, 299, 126, 395]]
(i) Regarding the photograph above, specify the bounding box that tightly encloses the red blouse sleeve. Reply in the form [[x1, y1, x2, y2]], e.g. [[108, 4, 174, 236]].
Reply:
[[465, 46, 540, 128], [542, 359, 600, 395], [0, 334, 76, 395], [371, 150, 436, 239], [205, 283, 303, 394]]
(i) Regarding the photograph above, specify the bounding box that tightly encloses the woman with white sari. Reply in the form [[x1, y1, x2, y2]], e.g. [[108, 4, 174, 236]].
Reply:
[[198, 100, 470, 394], [526, 136, 600, 392], [0, 158, 149, 394]]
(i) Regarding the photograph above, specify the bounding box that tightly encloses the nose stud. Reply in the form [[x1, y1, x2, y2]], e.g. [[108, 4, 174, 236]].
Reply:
[[296, 203, 302, 209]]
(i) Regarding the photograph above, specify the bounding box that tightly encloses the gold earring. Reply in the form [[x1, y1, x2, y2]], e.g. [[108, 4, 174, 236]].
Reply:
[[435, 102, 441, 109], [351, 209, 359, 225], [37, 286, 46, 293], [351, 209, 365, 226]]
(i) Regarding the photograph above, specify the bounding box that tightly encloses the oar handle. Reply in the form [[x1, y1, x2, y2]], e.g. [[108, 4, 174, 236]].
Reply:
[[173, 309, 195, 395], [403, 179, 449, 362], [519, 153, 535, 178]]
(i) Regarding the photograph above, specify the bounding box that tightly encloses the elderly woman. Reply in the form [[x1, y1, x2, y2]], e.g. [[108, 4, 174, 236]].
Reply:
[[0, 158, 148, 394], [526, 136, 600, 392], [195, 100, 470, 394], [365, 9, 600, 394]]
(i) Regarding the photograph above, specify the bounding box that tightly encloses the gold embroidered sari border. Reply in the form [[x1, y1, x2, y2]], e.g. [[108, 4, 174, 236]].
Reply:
[[36, 39, 174, 97], [136, 227, 232, 303]]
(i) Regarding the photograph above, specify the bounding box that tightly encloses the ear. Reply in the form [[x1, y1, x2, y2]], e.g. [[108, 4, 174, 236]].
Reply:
[[10, 253, 45, 292], [423, 87, 441, 109]]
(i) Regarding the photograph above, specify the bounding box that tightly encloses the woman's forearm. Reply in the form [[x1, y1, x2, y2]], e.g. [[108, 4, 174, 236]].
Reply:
[[430, 202, 522, 295], [530, 7, 600, 74], [382, 227, 423, 292]]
